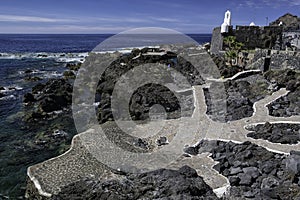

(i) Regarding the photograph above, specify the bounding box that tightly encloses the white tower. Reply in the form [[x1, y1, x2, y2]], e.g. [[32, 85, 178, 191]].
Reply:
[[221, 10, 231, 33]]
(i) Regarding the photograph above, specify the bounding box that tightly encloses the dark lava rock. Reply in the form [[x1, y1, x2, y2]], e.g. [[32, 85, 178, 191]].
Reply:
[[96, 47, 203, 124], [24, 79, 72, 121], [24, 69, 33, 74], [264, 68, 299, 90], [156, 136, 168, 146], [32, 83, 46, 94], [23, 93, 35, 103], [197, 140, 300, 199], [268, 88, 300, 117], [230, 167, 242, 175], [129, 83, 182, 121], [264, 69, 300, 115], [205, 80, 255, 122], [65, 62, 81, 71], [286, 79, 300, 92], [226, 89, 253, 121], [0, 93, 4, 98], [52, 166, 219, 200], [0, 86, 5, 90], [24, 76, 42, 82], [229, 176, 240, 186], [32, 129, 71, 154], [238, 173, 253, 186], [210, 54, 243, 78], [205, 69, 299, 122], [260, 176, 280, 189], [247, 122, 300, 144], [286, 151, 300, 175], [37, 54, 48, 58], [183, 146, 199, 155], [37, 79, 72, 113], [63, 70, 76, 79], [133, 138, 149, 150], [243, 167, 260, 179], [266, 70, 300, 116]]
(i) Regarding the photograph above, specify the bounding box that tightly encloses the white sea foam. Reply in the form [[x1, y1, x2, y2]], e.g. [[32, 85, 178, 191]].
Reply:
[[0, 86, 23, 93], [18, 69, 40, 75], [14, 86, 23, 90], [0, 46, 164, 63], [93, 46, 160, 54], [0, 52, 89, 63], [0, 95, 16, 101], [19, 68, 65, 79], [42, 71, 63, 78]]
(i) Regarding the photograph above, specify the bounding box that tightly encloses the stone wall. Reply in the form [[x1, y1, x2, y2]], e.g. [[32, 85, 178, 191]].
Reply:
[[234, 26, 283, 49], [246, 49, 300, 70], [283, 31, 300, 50], [210, 25, 284, 53], [269, 50, 300, 70], [210, 27, 223, 54]]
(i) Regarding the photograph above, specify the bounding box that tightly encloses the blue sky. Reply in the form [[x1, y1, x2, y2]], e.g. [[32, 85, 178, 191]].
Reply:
[[0, 0, 299, 34]]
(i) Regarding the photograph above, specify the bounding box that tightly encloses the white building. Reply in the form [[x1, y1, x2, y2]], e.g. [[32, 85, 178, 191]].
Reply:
[[221, 10, 231, 33]]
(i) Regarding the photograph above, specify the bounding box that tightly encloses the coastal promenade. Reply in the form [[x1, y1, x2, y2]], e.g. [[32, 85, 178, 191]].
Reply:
[[27, 84, 300, 198], [26, 50, 300, 199]]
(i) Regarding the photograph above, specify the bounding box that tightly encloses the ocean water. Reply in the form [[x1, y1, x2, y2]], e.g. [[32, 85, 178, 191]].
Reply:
[[0, 33, 211, 198]]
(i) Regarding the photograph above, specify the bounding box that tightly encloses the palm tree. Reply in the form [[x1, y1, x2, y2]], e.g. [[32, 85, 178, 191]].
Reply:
[[233, 41, 244, 51], [223, 36, 244, 66], [223, 36, 236, 50], [225, 50, 238, 66]]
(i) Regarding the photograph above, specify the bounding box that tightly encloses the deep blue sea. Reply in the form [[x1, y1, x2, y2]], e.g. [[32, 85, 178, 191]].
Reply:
[[0, 34, 211, 198]]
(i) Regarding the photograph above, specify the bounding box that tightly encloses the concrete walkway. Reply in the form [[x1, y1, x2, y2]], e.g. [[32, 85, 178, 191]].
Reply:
[[27, 83, 300, 198], [206, 69, 261, 82], [27, 48, 299, 198]]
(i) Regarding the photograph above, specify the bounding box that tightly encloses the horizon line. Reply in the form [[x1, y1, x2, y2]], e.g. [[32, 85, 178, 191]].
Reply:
[[0, 32, 213, 35]]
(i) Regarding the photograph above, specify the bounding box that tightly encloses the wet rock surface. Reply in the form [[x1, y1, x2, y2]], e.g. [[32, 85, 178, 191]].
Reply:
[[196, 140, 300, 199], [24, 76, 42, 82], [65, 62, 82, 71], [63, 70, 76, 79], [247, 122, 300, 144], [52, 166, 219, 200], [36, 79, 72, 113], [21, 78, 76, 158], [23, 79, 72, 122], [33, 129, 70, 152]]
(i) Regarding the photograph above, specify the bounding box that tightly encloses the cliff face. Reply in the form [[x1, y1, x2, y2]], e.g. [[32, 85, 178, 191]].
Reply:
[[270, 13, 300, 31]]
